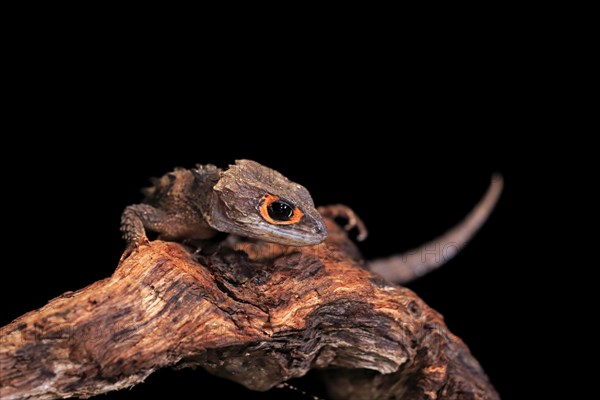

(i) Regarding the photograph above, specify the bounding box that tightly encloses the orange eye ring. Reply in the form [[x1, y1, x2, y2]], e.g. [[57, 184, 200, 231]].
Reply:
[[259, 194, 304, 225]]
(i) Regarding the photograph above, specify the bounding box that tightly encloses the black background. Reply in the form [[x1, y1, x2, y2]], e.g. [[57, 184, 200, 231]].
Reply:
[[0, 36, 551, 399]]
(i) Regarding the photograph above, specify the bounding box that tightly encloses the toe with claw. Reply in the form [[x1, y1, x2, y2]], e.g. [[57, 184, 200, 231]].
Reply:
[[318, 204, 368, 241]]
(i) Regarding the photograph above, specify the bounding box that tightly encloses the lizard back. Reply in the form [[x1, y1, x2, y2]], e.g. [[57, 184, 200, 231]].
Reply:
[[141, 164, 221, 214]]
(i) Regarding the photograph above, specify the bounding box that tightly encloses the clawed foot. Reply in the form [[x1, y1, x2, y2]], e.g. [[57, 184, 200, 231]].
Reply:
[[119, 236, 150, 263], [318, 204, 368, 241]]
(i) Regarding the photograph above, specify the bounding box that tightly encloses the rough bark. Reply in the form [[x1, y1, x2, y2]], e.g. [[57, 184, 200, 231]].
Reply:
[[0, 219, 499, 399]]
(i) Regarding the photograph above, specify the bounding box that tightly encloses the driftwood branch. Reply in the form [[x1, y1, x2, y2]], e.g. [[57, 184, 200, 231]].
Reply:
[[0, 219, 499, 399]]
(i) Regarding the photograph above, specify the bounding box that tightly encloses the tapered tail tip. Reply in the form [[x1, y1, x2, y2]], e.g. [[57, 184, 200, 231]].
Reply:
[[491, 173, 504, 187]]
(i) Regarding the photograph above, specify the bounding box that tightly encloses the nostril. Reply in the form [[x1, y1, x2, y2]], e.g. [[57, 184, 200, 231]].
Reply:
[[314, 222, 328, 235]]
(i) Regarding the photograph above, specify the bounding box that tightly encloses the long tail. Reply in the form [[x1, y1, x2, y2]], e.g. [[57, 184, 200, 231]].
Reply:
[[368, 174, 504, 284]]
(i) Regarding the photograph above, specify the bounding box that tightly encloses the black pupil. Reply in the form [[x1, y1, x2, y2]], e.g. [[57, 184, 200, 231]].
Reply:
[[268, 200, 294, 221]]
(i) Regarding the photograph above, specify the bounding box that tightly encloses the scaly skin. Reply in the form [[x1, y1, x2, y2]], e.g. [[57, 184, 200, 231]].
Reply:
[[121, 160, 328, 249]]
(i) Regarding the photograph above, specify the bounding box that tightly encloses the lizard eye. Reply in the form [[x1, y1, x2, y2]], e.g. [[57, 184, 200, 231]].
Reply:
[[259, 194, 304, 225], [269, 200, 294, 221]]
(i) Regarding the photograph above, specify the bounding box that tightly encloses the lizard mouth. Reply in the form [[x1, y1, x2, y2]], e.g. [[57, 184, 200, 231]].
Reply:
[[256, 218, 328, 246]]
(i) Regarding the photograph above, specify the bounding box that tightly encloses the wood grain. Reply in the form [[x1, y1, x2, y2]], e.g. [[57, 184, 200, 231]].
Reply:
[[0, 219, 498, 399]]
